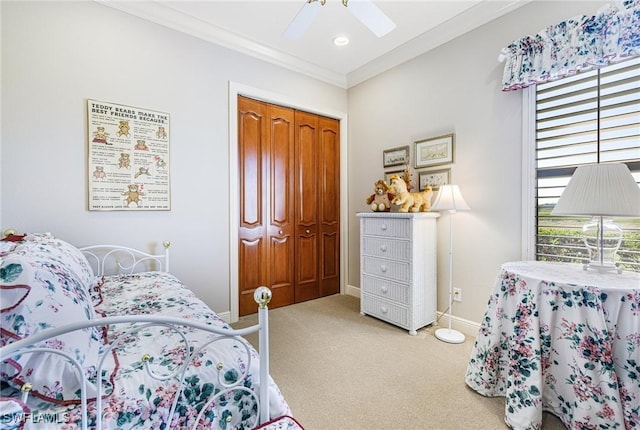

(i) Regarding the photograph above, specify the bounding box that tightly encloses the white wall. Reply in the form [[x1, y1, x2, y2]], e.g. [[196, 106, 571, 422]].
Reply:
[[0, 1, 347, 315], [2, 0, 608, 326], [347, 0, 607, 325]]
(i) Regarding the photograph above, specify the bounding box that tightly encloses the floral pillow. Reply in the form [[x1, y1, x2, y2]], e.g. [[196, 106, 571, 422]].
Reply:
[[0, 251, 108, 404], [12, 233, 97, 295]]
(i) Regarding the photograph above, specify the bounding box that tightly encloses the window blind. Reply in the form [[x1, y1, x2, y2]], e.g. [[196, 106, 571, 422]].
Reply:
[[535, 57, 640, 271]]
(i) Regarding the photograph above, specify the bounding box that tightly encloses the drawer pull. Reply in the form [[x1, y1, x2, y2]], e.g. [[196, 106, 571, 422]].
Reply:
[[381, 306, 388, 314], [305, 229, 310, 234], [380, 224, 388, 231], [380, 245, 387, 252], [381, 286, 388, 294], [279, 230, 283, 235], [380, 265, 387, 273]]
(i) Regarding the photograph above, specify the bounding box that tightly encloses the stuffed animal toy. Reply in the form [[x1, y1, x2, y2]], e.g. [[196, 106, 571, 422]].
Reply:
[[388, 174, 434, 212], [365, 179, 393, 212]]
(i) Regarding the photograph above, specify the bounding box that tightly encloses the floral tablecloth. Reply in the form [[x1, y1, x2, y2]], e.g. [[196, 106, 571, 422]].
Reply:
[[465, 261, 640, 430]]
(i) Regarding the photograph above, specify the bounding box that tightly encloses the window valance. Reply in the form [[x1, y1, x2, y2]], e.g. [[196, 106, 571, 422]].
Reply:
[[499, 0, 639, 91]]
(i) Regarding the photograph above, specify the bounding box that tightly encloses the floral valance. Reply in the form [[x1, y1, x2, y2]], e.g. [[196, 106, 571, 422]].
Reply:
[[499, 0, 640, 91]]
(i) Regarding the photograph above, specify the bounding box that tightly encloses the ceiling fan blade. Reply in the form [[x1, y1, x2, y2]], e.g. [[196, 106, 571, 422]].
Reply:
[[347, 0, 396, 38], [284, 1, 322, 40]]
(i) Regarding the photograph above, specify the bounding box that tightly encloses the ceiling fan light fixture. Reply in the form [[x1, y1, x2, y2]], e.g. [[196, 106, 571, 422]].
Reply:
[[346, 0, 396, 37], [333, 35, 350, 46], [284, 0, 322, 40], [284, 0, 396, 40]]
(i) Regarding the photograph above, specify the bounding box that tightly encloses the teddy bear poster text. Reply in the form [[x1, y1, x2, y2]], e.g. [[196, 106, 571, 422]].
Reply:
[[87, 99, 170, 211]]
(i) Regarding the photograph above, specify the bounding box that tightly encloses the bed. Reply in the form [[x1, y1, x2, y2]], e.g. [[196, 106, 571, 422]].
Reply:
[[0, 233, 302, 430]]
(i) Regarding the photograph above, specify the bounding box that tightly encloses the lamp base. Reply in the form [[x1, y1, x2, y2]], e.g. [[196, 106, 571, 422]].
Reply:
[[582, 217, 623, 274], [435, 328, 465, 344]]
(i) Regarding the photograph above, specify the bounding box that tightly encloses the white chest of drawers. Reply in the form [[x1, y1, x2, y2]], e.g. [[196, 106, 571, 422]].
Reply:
[[357, 212, 439, 335]]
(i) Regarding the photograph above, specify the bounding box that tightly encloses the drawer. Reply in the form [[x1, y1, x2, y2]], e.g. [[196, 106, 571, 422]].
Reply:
[[361, 236, 410, 260], [361, 217, 410, 239], [361, 293, 409, 328], [361, 255, 410, 282], [361, 275, 409, 304]]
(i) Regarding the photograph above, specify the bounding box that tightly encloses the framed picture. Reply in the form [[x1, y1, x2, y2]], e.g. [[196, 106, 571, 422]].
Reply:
[[418, 168, 450, 191], [383, 145, 410, 168], [385, 170, 403, 184], [414, 133, 454, 168], [87, 99, 171, 211]]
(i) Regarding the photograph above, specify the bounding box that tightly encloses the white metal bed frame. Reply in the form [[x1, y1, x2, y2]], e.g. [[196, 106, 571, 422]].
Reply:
[[80, 241, 172, 275], [0, 243, 273, 429]]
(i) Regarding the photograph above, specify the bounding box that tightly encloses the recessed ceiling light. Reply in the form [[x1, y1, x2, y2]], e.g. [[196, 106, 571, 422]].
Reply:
[[333, 36, 349, 46]]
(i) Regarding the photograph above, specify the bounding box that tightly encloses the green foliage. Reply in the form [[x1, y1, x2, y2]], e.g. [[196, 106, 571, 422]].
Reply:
[[537, 225, 640, 272]]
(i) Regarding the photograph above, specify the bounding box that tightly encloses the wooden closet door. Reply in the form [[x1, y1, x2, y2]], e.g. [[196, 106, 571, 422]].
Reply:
[[266, 104, 295, 308], [318, 116, 340, 297], [238, 97, 268, 316], [294, 111, 320, 302], [239, 98, 340, 314], [238, 97, 295, 316]]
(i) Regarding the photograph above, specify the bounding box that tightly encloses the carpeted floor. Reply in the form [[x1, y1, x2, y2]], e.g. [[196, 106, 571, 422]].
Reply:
[[233, 294, 566, 430]]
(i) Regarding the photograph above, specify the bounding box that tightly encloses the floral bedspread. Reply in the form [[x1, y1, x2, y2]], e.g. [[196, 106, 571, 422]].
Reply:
[[465, 261, 640, 430], [2, 272, 290, 429]]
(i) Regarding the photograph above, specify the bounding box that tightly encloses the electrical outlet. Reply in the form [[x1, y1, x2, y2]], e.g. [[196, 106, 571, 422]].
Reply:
[[453, 287, 462, 302]]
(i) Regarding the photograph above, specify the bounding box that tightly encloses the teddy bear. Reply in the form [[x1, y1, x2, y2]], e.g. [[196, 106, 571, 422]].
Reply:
[[365, 179, 393, 212], [387, 174, 433, 212]]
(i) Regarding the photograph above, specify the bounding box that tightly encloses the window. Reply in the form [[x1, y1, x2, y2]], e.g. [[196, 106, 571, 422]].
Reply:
[[534, 57, 640, 272]]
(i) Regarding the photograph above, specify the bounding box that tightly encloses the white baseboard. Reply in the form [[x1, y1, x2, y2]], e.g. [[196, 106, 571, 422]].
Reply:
[[434, 312, 480, 337], [345, 283, 362, 298], [345, 284, 481, 337], [218, 311, 232, 324]]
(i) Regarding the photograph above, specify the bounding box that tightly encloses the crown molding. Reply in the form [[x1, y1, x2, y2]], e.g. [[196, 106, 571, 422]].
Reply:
[[96, 0, 531, 90], [95, 0, 347, 88], [347, 0, 532, 87]]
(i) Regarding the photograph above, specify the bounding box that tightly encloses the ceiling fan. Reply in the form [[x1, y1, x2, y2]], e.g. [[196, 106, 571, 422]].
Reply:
[[284, 0, 396, 40]]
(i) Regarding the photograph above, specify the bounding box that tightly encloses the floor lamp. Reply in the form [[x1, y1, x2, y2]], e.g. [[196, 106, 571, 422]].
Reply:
[[431, 184, 470, 344]]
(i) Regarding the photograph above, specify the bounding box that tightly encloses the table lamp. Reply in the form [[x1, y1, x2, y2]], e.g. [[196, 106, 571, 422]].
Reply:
[[551, 163, 640, 273], [431, 184, 470, 344]]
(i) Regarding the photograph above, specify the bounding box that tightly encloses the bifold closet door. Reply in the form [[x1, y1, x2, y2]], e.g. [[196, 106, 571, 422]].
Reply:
[[317, 115, 340, 298], [238, 96, 295, 316], [294, 111, 340, 302], [238, 96, 340, 316]]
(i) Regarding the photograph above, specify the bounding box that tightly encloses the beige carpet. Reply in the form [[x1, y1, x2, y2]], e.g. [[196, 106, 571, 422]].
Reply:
[[233, 294, 566, 430]]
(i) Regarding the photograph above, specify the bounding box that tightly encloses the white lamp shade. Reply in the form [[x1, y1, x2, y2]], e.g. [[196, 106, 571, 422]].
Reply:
[[551, 163, 640, 217], [431, 185, 470, 212]]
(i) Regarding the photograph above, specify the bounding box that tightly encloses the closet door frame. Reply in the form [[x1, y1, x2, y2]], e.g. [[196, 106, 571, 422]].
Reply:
[[228, 81, 348, 323]]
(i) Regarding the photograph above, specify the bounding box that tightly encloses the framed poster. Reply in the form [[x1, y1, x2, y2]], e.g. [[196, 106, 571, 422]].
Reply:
[[414, 133, 454, 168], [385, 170, 403, 184], [383, 145, 410, 168], [87, 99, 170, 211], [418, 168, 450, 191]]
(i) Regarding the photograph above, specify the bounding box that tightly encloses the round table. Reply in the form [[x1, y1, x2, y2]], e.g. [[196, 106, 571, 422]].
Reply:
[[465, 261, 640, 430]]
